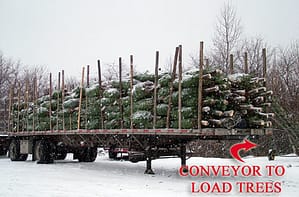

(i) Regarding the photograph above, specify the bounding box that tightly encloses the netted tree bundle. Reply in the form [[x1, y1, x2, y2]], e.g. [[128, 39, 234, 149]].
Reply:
[[103, 88, 120, 99], [86, 85, 100, 98], [171, 119, 194, 129], [158, 73, 171, 87], [132, 111, 153, 129], [134, 72, 155, 82], [170, 107, 195, 120], [132, 81, 154, 101], [63, 98, 79, 109], [134, 98, 153, 112], [156, 104, 168, 116]]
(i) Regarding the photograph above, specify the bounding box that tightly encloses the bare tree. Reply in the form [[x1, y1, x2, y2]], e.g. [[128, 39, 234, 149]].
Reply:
[[235, 36, 274, 76], [212, 2, 242, 73]]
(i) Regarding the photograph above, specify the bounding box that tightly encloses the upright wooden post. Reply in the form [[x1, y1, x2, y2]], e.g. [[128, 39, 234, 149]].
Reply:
[[87, 65, 90, 87], [229, 54, 234, 74], [166, 47, 179, 128], [61, 70, 65, 130], [97, 60, 104, 129], [205, 58, 209, 69], [25, 79, 29, 131], [34, 77, 37, 131], [153, 51, 159, 129], [49, 73, 52, 131], [198, 41, 204, 130], [119, 57, 124, 129], [244, 52, 248, 74], [262, 48, 267, 80], [17, 82, 20, 132], [130, 55, 134, 129], [78, 67, 85, 130], [8, 87, 13, 132], [57, 72, 61, 129], [85, 65, 90, 129], [178, 45, 183, 129]]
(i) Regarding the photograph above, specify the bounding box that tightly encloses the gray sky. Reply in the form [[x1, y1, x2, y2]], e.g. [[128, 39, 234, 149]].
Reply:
[[0, 0, 298, 79]]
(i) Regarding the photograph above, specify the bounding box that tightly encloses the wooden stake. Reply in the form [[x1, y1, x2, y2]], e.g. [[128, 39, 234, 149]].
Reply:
[[119, 57, 124, 129], [244, 52, 248, 74], [8, 87, 12, 132], [229, 54, 234, 74], [61, 70, 65, 130], [153, 51, 159, 129], [49, 73, 52, 131], [178, 45, 183, 129], [86, 65, 90, 129], [198, 41, 204, 130], [166, 47, 179, 128], [25, 79, 29, 131], [17, 82, 20, 132], [77, 67, 85, 130], [87, 65, 90, 88], [130, 55, 134, 129], [57, 72, 61, 129], [97, 60, 104, 129], [34, 77, 38, 131], [262, 48, 267, 80]]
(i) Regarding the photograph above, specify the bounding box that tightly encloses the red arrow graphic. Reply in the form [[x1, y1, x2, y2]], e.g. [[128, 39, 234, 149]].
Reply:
[[230, 139, 257, 162]]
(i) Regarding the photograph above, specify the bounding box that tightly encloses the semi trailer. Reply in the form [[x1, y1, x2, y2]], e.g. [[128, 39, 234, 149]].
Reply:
[[0, 45, 273, 174]]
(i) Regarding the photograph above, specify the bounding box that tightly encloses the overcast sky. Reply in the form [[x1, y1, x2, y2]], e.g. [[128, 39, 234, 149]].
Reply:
[[0, 0, 298, 79]]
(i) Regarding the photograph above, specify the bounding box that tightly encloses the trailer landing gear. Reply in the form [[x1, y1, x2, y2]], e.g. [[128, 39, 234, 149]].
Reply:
[[144, 146, 154, 174], [180, 144, 188, 173]]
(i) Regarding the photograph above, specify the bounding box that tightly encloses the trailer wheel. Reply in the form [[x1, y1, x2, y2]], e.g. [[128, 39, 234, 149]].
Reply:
[[35, 140, 54, 164], [78, 147, 97, 162], [9, 140, 28, 161]]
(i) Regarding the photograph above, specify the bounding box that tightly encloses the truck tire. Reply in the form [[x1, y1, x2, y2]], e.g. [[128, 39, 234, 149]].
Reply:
[[78, 147, 97, 162], [9, 140, 28, 161], [35, 140, 54, 164]]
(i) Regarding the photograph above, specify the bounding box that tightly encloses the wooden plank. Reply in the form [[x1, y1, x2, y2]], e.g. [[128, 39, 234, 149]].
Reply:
[[166, 47, 179, 128], [130, 55, 134, 129], [198, 41, 204, 130], [178, 45, 182, 129], [77, 67, 85, 130], [153, 51, 159, 128]]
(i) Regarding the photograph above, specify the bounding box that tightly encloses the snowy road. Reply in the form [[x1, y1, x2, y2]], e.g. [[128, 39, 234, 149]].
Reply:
[[0, 153, 299, 197]]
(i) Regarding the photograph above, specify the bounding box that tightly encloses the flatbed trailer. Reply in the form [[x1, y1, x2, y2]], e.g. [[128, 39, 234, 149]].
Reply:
[[2, 128, 272, 173], [2, 44, 274, 174]]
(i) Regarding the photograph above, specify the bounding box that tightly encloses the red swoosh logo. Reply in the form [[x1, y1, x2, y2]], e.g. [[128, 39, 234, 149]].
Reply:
[[230, 139, 257, 162]]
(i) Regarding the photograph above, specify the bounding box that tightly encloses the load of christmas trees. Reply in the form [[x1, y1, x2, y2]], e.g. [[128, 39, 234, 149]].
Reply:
[[11, 69, 274, 131]]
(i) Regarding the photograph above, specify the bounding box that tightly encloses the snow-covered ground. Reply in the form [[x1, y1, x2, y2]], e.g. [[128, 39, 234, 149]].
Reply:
[[0, 153, 298, 197]]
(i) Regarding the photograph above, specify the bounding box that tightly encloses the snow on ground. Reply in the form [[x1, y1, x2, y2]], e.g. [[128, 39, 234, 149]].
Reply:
[[0, 153, 299, 197]]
